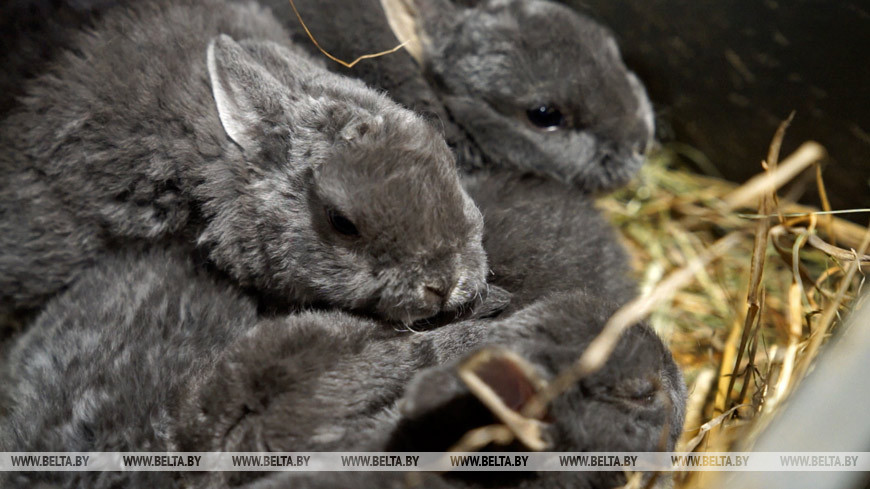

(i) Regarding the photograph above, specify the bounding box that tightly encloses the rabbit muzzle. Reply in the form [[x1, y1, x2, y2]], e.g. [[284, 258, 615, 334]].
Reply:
[[374, 271, 487, 325]]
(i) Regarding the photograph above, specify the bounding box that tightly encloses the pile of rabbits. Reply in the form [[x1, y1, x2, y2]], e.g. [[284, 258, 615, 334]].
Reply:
[[0, 0, 686, 489], [2, 247, 684, 489]]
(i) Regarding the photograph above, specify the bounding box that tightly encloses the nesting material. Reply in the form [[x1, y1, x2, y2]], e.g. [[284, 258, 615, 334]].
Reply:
[[597, 132, 869, 488]]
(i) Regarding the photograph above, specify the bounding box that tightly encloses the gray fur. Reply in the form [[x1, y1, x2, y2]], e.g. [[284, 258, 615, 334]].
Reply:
[[0, 248, 259, 489], [261, 0, 654, 191], [0, 0, 113, 114], [0, 0, 487, 324], [1, 249, 683, 489], [179, 290, 685, 489], [463, 171, 637, 312]]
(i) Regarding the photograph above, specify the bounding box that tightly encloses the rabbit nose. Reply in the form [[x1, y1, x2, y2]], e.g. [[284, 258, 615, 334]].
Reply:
[[423, 284, 447, 302], [422, 281, 453, 307]]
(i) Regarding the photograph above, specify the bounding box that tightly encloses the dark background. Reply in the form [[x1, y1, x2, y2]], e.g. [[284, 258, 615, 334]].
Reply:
[[566, 0, 870, 214]]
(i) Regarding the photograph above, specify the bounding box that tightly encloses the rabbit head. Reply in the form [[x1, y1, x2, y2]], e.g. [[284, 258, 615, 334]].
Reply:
[[399, 0, 654, 191], [388, 292, 686, 488], [202, 35, 488, 323], [394, 292, 686, 453]]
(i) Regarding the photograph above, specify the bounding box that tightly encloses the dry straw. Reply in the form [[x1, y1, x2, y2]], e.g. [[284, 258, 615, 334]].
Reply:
[[441, 117, 867, 487], [597, 123, 868, 488]]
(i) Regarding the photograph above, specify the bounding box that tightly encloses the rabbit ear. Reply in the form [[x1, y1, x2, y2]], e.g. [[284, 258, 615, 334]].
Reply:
[[206, 34, 287, 153], [236, 39, 320, 88], [397, 348, 550, 451], [381, 0, 462, 62], [458, 348, 550, 450], [380, 0, 425, 64]]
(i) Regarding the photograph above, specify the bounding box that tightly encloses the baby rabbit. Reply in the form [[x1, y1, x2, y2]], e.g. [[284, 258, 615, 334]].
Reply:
[[0, 248, 260, 489], [462, 171, 637, 312], [0, 247, 503, 489], [261, 0, 654, 191], [0, 0, 487, 324], [179, 290, 685, 489]]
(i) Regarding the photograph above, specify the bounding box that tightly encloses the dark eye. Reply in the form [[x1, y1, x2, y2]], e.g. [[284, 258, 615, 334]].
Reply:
[[621, 380, 658, 406], [326, 208, 359, 237], [526, 105, 566, 130], [630, 391, 657, 405]]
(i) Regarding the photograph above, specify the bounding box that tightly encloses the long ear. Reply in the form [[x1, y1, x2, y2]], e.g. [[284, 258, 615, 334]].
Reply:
[[380, 0, 462, 63], [206, 34, 288, 153], [399, 348, 551, 451], [237, 39, 323, 86], [458, 348, 551, 450], [380, 0, 424, 64]]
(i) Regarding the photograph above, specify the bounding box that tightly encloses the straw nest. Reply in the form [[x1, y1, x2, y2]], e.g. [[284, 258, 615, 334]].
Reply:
[[596, 120, 869, 488]]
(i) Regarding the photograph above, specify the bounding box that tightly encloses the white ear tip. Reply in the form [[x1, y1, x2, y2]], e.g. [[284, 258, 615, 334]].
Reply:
[[208, 34, 237, 59], [213, 33, 236, 47]]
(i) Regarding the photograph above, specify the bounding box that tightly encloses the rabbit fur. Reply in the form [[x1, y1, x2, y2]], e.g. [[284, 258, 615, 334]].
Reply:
[[462, 171, 637, 312], [0, 0, 488, 324], [259, 0, 655, 192], [1, 248, 684, 489]]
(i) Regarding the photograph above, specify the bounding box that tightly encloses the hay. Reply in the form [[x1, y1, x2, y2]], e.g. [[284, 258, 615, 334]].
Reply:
[[597, 132, 869, 488]]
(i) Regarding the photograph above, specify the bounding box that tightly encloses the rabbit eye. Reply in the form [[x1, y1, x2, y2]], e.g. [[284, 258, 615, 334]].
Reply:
[[624, 383, 658, 406], [630, 392, 656, 405], [326, 208, 360, 237], [526, 105, 566, 131], [614, 378, 659, 406]]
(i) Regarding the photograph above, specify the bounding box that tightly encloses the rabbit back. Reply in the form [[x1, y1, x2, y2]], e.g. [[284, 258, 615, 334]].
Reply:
[[463, 171, 637, 312], [0, 247, 258, 488]]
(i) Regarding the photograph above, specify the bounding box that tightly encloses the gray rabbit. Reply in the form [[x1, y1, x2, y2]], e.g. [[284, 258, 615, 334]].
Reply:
[[0, 0, 487, 324], [0, 248, 260, 489], [259, 0, 654, 192], [179, 290, 685, 489], [462, 171, 637, 312]]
